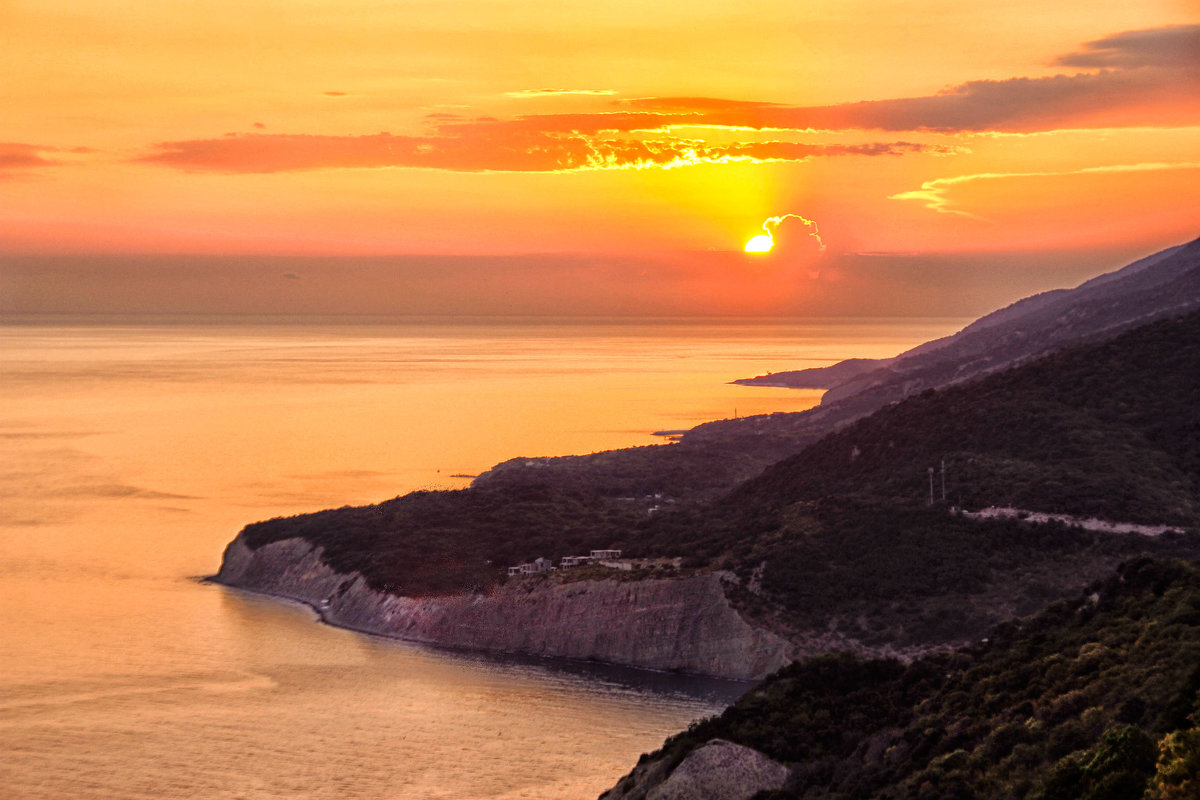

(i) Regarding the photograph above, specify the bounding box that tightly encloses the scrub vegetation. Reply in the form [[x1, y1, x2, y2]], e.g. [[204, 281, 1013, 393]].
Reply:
[[627, 556, 1200, 799]]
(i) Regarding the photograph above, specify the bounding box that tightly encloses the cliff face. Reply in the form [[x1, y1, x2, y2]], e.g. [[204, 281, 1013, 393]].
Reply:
[[214, 536, 791, 680]]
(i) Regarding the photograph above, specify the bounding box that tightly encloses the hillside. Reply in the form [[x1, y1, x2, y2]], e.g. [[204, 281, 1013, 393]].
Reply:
[[626, 310, 1200, 649], [711, 237, 1200, 447], [227, 310, 1200, 660], [729, 307, 1200, 524], [602, 556, 1200, 800], [236, 483, 645, 596]]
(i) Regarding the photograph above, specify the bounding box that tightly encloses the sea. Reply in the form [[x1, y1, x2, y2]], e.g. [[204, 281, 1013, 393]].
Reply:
[[0, 315, 966, 800]]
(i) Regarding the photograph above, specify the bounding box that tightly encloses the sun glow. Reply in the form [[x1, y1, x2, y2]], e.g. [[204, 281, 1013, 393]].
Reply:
[[744, 213, 826, 255], [744, 233, 774, 253]]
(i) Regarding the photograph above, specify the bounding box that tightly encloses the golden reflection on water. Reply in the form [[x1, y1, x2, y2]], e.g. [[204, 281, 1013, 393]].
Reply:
[[0, 316, 965, 799]]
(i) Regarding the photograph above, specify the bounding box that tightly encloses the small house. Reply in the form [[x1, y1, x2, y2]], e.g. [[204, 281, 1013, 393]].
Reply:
[[590, 549, 622, 560], [514, 557, 553, 575]]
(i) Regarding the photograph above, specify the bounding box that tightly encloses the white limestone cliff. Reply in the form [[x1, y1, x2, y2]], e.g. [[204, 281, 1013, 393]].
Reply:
[[213, 536, 792, 680]]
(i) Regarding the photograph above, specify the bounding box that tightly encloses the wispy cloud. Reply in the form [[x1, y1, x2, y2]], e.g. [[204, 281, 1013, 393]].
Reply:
[[505, 88, 619, 98], [49, 483, 197, 500], [891, 160, 1200, 217], [1055, 25, 1199, 70], [0, 142, 64, 172]]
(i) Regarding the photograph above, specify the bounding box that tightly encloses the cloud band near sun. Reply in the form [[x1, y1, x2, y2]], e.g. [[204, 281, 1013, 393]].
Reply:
[[138, 132, 953, 174], [136, 25, 1197, 175]]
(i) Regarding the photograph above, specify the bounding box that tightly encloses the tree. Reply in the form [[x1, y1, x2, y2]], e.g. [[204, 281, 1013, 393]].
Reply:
[[1146, 727, 1200, 800]]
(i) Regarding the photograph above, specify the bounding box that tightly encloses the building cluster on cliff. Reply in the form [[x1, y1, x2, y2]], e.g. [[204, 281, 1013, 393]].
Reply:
[[507, 549, 623, 576]]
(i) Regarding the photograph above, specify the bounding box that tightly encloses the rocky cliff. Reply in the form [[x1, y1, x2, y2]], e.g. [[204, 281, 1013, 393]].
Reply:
[[212, 535, 792, 680]]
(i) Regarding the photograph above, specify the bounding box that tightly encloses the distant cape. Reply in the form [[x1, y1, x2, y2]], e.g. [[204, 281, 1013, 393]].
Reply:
[[701, 237, 1200, 445]]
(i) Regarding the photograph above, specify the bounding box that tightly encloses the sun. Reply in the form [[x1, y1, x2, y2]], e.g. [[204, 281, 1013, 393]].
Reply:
[[744, 233, 774, 253]]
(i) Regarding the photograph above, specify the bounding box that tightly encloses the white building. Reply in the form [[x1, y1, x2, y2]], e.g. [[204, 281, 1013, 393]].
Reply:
[[511, 557, 553, 575], [590, 549, 622, 560]]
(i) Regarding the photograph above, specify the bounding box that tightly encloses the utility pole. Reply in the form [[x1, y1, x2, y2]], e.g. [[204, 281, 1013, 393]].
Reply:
[[941, 459, 946, 502], [928, 467, 935, 505]]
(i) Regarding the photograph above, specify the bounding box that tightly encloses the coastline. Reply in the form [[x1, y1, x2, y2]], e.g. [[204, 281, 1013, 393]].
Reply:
[[202, 575, 757, 699], [208, 535, 794, 681]]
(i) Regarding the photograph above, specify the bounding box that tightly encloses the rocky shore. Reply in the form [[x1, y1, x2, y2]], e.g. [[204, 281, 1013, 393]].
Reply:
[[211, 534, 793, 681]]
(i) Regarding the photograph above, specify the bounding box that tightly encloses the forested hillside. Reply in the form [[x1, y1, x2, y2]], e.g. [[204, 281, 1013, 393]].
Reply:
[[607, 556, 1200, 800], [729, 308, 1200, 524], [620, 310, 1200, 646]]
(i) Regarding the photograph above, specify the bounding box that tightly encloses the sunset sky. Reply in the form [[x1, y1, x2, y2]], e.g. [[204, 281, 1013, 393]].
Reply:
[[2, 1, 1198, 316]]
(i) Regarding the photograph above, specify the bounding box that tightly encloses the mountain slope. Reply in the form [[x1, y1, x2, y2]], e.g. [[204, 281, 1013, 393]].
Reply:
[[602, 556, 1200, 800], [625, 309, 1200, 652], [713, 238, 1200, 448], [730, 308, 1200, 525]]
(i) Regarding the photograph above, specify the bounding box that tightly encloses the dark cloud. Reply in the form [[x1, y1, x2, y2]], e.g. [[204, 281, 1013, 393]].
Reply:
[[136, 26, 1199, 174], [726, 141, 956, 159], [762, 70, 1194, 132], [1056, 24, 1200, 70], [627, 26, 1199, 133], [139, 129, 952, 173], [142, 96, 956, 173], [755, 25, 1200, 132]]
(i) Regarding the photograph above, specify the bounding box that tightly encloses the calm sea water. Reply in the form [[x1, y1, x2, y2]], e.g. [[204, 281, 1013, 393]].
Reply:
[[0, 315, 964, 800]]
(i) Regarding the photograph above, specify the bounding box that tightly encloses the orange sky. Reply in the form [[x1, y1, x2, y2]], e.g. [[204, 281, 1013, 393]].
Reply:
[[1, 1, 1198, 315]]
